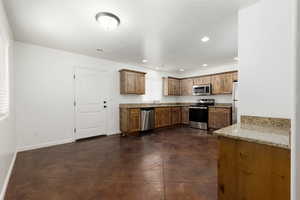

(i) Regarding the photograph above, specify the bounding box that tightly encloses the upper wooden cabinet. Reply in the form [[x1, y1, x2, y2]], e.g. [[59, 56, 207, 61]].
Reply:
[[119, 69, 146, 95], [211, 73, 233, 95], [163, 77, 181, 96], [193, 76, 211, 85], [180, 79, 193, 96], [163, 71, 238, 96]]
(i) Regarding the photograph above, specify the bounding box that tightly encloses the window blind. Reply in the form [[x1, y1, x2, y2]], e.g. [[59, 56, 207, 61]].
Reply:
[[0, 33, 9, 118]]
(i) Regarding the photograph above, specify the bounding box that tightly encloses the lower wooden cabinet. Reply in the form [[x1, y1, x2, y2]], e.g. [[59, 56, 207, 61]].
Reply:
[[171, 107, 181, 125], [208, 107, 232, 129], [181, 106, 189, 124], [155, 107, 171, 128], [120, 108, 141, 134], [218, 137, 290, 200]]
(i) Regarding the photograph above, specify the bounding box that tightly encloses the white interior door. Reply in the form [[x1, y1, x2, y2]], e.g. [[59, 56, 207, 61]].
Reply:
[[74, 67, 109, 140]]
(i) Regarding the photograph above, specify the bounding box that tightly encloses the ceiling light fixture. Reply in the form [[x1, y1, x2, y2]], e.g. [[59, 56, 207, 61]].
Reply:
[[142, 59, 148, 63], [95, 12, 121, 31], [202, 64, 208, 67], [201, 36, 210, 42], [179, 69, 185, 72]]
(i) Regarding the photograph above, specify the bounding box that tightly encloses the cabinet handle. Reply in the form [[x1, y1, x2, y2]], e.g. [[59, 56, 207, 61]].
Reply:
[[104, 105, 107, 108]]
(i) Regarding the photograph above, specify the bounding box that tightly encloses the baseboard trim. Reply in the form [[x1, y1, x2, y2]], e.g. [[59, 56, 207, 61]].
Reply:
[[0, 151, 17, 200], [17, 138, 75, 152]]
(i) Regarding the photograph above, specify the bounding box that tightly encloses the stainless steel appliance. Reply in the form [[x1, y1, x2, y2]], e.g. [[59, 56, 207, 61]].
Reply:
[[140, 108, 155, 131], [232, 80, 239, 124], [192, 84, 211, 96], [189, 99, 215, 130]]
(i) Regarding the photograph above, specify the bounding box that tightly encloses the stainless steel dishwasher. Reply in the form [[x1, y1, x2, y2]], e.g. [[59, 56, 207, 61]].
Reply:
[[140, 108, 155, 131]]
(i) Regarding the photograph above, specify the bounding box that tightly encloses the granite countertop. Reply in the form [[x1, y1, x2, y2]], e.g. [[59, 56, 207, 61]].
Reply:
[[209, 103, 232, 108], [120, 103, 232, 109], [214, 123, 290, 149], [119, 103, 191, 108]]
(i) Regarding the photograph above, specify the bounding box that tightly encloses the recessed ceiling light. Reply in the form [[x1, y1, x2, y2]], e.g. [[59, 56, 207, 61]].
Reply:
[[234, 57, 239, 61], [201, 36, 210, 42], [142, 59, 148, 63], [202, 64, 208, 67], [179, 69, 185, 72], [95, 12, 121, 31]]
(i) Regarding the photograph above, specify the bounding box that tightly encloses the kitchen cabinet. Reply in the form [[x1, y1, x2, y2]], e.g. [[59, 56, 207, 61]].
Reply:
[[218, 137, 290, 200], [232, 71, 238, 82], [180, 78, 193, 96], [181, 106, 189, 124], [120, 108, 141, 134], [211, 73, 233, 94], [171, 107, 181, 125], [208, 107, 232, 129], [119, 69, 146, 95], [163, 77, 181, 96], [193, 76, 211, 85], [155, 107, 171, 128]]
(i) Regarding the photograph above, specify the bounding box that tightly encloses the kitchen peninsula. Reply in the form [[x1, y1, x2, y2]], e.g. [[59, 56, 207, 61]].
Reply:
[[215, 115, 291, 200]]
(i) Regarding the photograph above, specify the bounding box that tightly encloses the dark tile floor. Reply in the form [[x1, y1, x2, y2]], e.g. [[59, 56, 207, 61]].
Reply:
[[5, 127, 218, 200]]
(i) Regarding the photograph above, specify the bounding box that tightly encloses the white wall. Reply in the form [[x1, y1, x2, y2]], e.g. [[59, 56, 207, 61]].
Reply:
[[177, 63, 238, 104], [239, 1, 298, 199], [14, 42, 178, 151], [292, 0, 299, 199], [238, 0, 295, 119], [0, 1, 16, 199]]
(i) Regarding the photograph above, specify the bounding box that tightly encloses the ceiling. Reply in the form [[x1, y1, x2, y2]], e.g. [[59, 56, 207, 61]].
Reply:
[[4, 0, 257, 72]]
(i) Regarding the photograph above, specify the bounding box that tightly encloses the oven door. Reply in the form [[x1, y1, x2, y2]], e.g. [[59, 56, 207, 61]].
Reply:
[[192, 85, 211, 96], [189, 107, 208, 129]]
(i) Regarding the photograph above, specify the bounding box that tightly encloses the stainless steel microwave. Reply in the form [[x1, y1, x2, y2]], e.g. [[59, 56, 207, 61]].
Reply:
[[192, 84, 211, 96]]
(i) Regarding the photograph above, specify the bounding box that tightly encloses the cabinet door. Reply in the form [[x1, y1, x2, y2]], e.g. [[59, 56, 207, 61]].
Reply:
[[215, 108, 231, 129], [218, 137, 238, 200], [232, 71, 238, 81], [180, 79, 193, 96], [155, 107, 171, 128], [208, 107, 216, 129], [222, 73, 233, 94], [193, 76, 211, 85], [168, 79, 174, 96], [171, 107, 181, 125], [136, 73, 145, 94], [181, 107, 189, 124], [128, 109, 140, 132], [162, 107, 171, 127], [174, 79, 181, 96], [209, 107, 231, 129], [125, 72, 137, 94], [211, 75, 222, 94]]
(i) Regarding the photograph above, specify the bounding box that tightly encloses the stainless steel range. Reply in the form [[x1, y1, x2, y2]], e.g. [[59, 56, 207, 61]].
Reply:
[[189, 99, 215, 130]]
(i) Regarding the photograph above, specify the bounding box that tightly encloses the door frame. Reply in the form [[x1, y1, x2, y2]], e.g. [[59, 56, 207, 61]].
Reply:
[[72, 66, 111, 141]]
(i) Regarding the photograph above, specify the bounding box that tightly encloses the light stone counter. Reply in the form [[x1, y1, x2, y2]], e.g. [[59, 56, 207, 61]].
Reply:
[[214, 116, 291, 149]]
